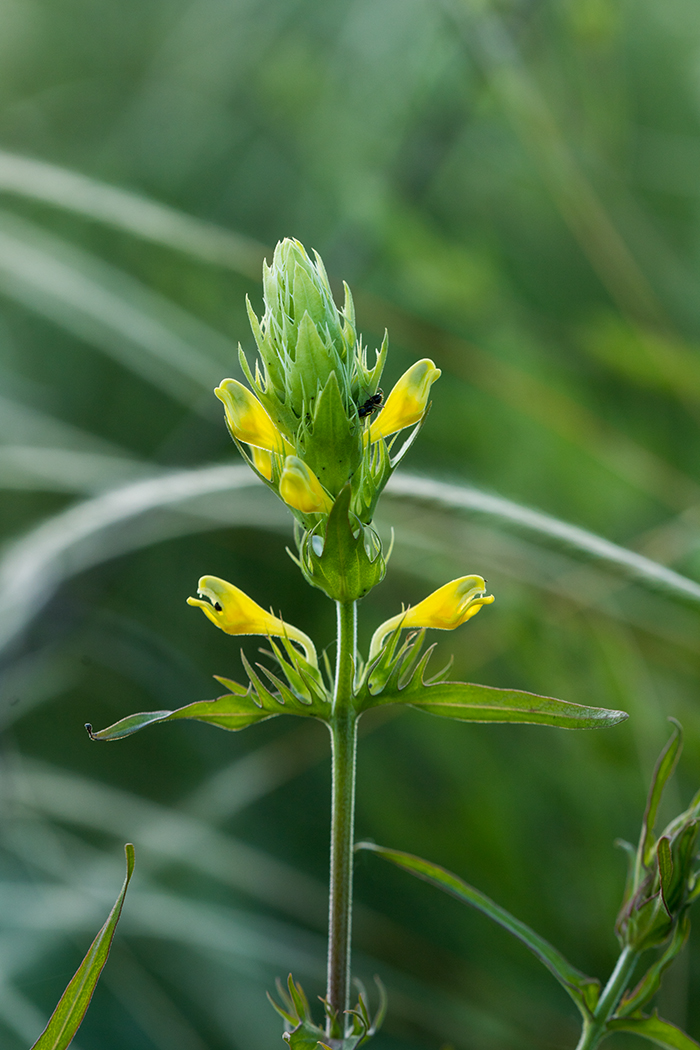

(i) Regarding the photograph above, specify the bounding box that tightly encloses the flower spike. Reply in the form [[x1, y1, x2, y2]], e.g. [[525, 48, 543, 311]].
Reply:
[[369, 358, 441, 442], [369, 575, 494, 660], [187, 575, 317, 666], [215, 378, 293, 454], [279, 456, 334, 514]]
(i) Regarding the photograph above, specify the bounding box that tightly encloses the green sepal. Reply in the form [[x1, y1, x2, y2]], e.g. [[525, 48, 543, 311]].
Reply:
[[357, 842, 600, 1020], [300, 484, 386, 601], [606, 1010, 700, 1048], [30, 844, 135, 1049], [301, 371, 362, 496], [355, 643, 627, 728]]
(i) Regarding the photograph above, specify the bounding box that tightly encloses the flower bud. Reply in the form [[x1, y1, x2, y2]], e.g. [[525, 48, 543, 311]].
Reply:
[[370, 575, 494, 659], [369, 359, 441, 442], [279, 456, 334, 515], [187, 575, 316, 665], [215, 378, 292, 453]]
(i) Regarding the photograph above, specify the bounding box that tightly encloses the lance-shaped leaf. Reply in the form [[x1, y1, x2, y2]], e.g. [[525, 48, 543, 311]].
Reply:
[[607, 1011, 700, 1048], [87, 673, 330, 741], [30, 844, 135, 1049], [356, 664, 627, 729], [638, 720, 683, 871], [357, 843, 600, 1018]]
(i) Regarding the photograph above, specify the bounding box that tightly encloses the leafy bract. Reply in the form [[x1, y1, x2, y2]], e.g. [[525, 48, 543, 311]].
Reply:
[[30, 844, 135, 1049], [89, 637, 332, 741], [356, 629, 627, 728], [356, 644, 627, 729], [607, 1011, 700, 1048], [87, 677, 330, 741], [357, 842, 600, 1018]]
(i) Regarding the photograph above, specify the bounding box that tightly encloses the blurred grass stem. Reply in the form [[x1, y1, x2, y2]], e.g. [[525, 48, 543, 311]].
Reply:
[[575, 947, 638, 1050], [327, 600, 359, 1034]]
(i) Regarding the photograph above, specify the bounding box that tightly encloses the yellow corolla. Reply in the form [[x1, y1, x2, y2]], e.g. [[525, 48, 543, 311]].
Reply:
[[187, 576, 317, 665], [369, 358, 441, 442], [215, 378, 293, 454], [369, 575, 494, 659], [249, 445, 273, 481], [279, 456, 334, 514]]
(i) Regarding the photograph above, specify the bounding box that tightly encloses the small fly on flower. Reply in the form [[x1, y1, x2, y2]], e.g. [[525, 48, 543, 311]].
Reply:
[[358, 389, 384, 419]]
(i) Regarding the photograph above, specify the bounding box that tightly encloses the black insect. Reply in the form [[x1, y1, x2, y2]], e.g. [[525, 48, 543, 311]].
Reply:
[[358, 389, 384, 419]]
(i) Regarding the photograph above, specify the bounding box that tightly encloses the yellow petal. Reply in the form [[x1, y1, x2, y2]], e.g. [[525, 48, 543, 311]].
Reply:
[[215, 378, 292, 454], [369, 575, 493, 660], [279, 456, 334, 514], [187, 575, 317, 665], [369, 358, 441, 442], [250, 444, 273, 480]]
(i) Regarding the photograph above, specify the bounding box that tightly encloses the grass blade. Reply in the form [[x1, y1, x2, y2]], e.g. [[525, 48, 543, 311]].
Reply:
[[387, 473, 700, 606]]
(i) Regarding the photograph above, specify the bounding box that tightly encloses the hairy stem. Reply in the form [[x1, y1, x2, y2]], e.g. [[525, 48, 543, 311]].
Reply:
[[326, 600, 358, 1036], [575, 946, 638, 1050]]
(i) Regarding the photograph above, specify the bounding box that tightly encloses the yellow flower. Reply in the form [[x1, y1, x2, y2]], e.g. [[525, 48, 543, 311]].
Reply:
[[250, 444, 273, 481], [369, 575, 494, 659], [279, 456, 334, 514], [369, 358, 441, 442], [187, 575, 317, 665], [215, 378, 293, 454]]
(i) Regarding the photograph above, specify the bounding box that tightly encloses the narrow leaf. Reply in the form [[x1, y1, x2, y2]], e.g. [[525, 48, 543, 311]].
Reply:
[[607, 1011, 700, 1048], [361, 677, 627, 730], [357, 842, 599, 1017], [639, 720, 683, 869], [87, 682, 329, 740], [30, 844, 135, 1049]]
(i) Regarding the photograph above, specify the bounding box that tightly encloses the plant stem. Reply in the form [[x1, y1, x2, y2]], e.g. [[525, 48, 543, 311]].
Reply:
[[326, 599, 358, 1036], [575, 946, 638, 1050]]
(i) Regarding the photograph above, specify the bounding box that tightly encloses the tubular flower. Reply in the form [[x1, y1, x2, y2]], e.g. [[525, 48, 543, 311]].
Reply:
[[249, 444, 273, 481], [279, 456, 334, 515], [187, 575, 317, 665], [369, 358, 441, 442], [369, 575, 494, 660], [215, 378, 292, 453]]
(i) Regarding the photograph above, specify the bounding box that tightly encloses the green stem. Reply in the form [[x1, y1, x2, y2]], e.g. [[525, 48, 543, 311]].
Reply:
[[326, 600, 358, 1036], [575, 946, 639, 1050]]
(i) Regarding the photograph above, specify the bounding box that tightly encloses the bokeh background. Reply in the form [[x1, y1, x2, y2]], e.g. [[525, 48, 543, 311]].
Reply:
[[1, 0, 700, 1046]]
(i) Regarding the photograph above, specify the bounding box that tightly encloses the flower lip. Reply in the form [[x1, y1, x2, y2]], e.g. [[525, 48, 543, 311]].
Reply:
[[187, 574, 318, 666], [368, 574, 494, 660]]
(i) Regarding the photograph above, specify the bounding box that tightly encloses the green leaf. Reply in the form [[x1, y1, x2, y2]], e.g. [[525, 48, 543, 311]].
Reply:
[[357, 842, 600, 1018], [617, 916, 690, 1017], [359, 675, 627, 730], [30, 844, 135, 1049], [607, 1011, 700, 1048], [639, 721, 683, 869], [87, 678, 329, 741]]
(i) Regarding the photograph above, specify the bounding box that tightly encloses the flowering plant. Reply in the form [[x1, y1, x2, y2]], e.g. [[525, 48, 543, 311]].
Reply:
[[86, 239, 637, 1048]]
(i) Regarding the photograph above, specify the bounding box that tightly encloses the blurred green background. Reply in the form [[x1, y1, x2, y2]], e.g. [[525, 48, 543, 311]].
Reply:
[[1, 0, 700, 1046]]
